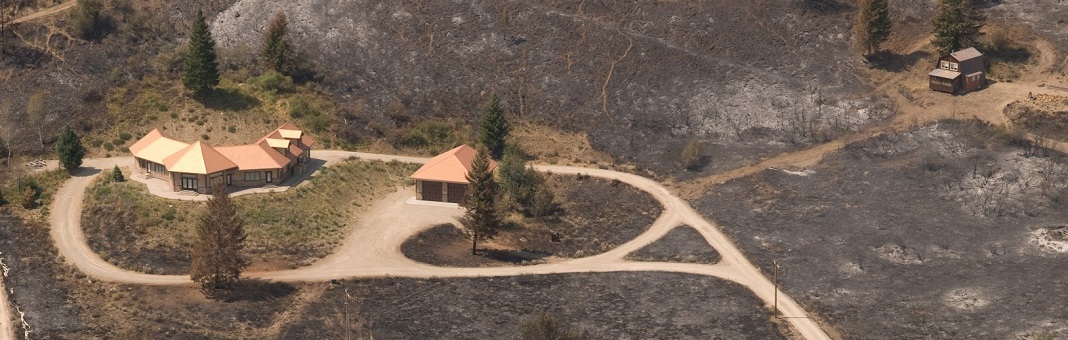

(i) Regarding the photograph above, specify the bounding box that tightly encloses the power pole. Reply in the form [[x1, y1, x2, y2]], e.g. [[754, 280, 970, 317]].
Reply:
[[773, 260, 780, 318]]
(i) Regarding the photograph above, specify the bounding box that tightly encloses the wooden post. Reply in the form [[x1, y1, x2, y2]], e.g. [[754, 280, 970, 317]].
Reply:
[[773, 260, 780, 317]]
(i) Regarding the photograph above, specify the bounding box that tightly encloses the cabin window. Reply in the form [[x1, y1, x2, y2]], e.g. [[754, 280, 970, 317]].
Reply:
[[940, 61, 950, 70], [244, 172, 261, 181], [949, 62, 958, 71]]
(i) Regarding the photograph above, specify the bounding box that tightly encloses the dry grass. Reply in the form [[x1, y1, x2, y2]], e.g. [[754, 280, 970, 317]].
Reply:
[[511, 123, 614, 166], [83, 73, 340, 158], [82, 160, 419, 274]]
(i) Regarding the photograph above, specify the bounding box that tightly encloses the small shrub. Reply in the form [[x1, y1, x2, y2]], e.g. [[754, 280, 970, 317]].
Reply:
[[201, 134, 210, 140], [118, 132, 132, 141], [254, 71, 293, 94], [528, 187, 556, 217], [288, 99, 319, 119], [227, 125, 237, 133], [0, 188, 6, 206], [305, 114, 331, 133], [161, 206, 177, 221], [681, 139, 704, 171], [16, 178, 42, 209], [103, 142, 114, 151], [400, 121, 451, 148]]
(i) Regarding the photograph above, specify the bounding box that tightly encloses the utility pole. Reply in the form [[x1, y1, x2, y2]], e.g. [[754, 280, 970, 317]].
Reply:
[[773, 260, 780, 318]]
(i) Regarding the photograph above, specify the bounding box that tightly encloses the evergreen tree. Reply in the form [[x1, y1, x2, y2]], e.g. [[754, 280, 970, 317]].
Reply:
[[111, 165, 125, 182], [498, 146, 553, 216], [55, 125, 84, 173], [463, 149, 502, 255], [478, 95, 509, 159], [190, 182, 248, 290], [932, 0, 984, 56], [70, 0, 103, 40], [182, 9, 221, 95], [852, 0, 892, 56], [262, 11, 292, 72]]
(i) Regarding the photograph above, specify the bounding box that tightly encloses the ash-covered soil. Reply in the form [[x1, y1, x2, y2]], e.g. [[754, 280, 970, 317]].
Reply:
[[692, 120, 1068, 338], [625, 226, 721, 264], [209, 0, 891, 175], [281, 273, 786, 339], [402, 175, 661, 267]]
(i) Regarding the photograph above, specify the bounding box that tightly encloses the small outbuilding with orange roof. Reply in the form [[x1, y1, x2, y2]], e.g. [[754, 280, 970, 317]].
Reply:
[[129, 123, 315, 194], [410, 144, 496, 203]]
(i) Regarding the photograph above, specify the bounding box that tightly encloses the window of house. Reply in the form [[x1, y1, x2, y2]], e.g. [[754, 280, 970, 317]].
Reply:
[[244, 171, 261, 181], [949, 62, 958, 71], [940, 61, 950, 69]]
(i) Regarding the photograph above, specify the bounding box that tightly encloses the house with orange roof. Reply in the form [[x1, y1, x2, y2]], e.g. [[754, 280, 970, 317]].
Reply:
[[128, 123, 315, 194], [410, 144, 496, 203]]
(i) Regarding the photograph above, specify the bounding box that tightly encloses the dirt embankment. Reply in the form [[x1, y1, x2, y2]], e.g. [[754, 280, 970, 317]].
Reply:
[[1005, 94, 1068, 141]]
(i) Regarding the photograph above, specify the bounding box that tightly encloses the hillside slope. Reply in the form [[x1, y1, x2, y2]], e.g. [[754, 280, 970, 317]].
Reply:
[[210, 0, 888, 172]]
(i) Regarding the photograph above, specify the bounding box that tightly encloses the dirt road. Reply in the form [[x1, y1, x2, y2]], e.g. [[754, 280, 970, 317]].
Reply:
[[48, 152, 831, 339], [10, 1, 75, 25], [0, 272, 13, 340]]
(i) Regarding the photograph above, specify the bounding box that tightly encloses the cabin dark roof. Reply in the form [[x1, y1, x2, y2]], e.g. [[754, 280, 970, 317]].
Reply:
[[950, 47, 983, 61]]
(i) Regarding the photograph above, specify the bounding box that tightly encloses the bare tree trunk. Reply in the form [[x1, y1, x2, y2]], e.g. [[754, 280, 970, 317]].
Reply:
[[471, 231, 478, 255]]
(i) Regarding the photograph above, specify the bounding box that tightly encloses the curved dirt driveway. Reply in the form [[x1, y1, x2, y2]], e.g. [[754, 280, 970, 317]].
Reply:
[[0, 275, 13, 340], [49, 151, 830, 340]]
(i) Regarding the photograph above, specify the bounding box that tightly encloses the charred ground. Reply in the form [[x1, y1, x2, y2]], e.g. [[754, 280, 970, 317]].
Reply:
[[692, 120, 1068, 339]]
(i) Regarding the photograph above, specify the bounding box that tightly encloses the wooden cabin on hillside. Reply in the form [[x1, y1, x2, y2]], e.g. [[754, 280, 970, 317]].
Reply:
[[929, 47, 986, 94]]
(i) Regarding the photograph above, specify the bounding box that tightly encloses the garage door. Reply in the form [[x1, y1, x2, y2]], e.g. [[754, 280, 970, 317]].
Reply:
[[447, 183, 467, 203], [421, 181, 443, 201]]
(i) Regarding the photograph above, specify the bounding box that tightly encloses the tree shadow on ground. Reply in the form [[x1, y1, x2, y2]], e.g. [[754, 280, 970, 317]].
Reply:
[[868, 50, 931, 72], [196, 87, 260, 112], [984, 44, 1032, 64], [204, 279, 296, 302], [478, 248, 550, 264]]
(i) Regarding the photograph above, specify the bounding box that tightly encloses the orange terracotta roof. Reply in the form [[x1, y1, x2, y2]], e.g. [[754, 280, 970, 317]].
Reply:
[[163, 141, 239, 174], [216, 141, 291, 171], [300, 134, 316, 147], [129, 129, 189, 164], [288, 143, 304, 158], [410, 144, 497, 184]]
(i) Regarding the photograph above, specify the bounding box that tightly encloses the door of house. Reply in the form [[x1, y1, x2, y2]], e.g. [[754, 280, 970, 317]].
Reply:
[[446, 183, 467, 203], [226, 174, 232, 186], [421, 181, 443, 201], [181, 177, 198, 191], [265, 171, 273, 183]]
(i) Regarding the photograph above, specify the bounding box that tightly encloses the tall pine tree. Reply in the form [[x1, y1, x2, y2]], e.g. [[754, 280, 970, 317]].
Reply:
[[932, 0, 984, 56], [262, 11, 292, 72], [478, 94, 509, 160], [55, 125, 84, 173], [191, 182, 248, 290], [852, 0, 892, 56], [463, 149, 502, 255], [182, 9, 221, 95]]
